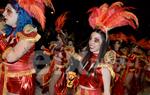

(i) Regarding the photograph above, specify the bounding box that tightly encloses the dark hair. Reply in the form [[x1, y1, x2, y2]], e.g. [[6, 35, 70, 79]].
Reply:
[[82, 29, 108, 64], [110, 40, 122, 50]]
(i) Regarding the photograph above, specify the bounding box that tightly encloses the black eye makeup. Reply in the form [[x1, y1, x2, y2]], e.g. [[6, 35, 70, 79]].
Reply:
[[94, 38, 100, 43], [5, 6, 13, 15]]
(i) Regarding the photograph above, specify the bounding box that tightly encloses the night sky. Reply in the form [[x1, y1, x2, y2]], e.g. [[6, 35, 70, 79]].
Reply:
[[0, 0, 150, 49], [46, 0, 150, 49]]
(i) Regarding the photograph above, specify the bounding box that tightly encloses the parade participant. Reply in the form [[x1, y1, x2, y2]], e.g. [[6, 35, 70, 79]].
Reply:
[[36, 11, 73, 95], [67, 1, 138, 95], [0, 0, 53, 94], [124, 44, 146, 95]]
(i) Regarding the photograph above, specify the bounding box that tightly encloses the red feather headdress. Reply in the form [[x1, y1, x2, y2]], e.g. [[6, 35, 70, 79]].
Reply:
[[88, 2, 139, 33], [17, 0, 55, 29], [55, 12, 69, 33]]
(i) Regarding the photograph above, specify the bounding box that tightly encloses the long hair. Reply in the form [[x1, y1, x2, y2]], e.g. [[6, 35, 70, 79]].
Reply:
[[82, 29, 108, 64]]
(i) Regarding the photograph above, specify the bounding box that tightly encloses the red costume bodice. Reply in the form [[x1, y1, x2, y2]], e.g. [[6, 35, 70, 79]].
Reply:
[[6, 46, 35, 72], [79, 53, 103, 90], [3, 34, 35, 72]]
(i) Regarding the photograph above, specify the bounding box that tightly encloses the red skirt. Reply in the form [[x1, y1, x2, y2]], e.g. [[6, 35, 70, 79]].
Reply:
[[7, 74, 35, 95]]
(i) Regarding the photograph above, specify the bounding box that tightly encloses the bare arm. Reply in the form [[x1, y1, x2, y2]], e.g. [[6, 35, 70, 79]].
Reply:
[[3, 39, 34, 62], [101, 67, 111, 95]]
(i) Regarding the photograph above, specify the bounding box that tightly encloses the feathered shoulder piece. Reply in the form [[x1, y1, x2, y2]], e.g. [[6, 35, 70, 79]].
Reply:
[[17, 0, 55, 29], [55, 11, 69, 33], [88, 1, 139, 32]]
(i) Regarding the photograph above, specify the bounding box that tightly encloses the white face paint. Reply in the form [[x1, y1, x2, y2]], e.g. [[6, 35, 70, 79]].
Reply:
[[88, 32, 102, 54], [2, 4, 18, 27]]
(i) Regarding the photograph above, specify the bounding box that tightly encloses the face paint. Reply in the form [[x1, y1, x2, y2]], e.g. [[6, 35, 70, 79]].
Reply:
[[88, 32, 102, 54], [3, 4, 18, 27]]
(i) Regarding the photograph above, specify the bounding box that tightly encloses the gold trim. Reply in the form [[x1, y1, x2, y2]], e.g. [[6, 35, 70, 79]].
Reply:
[[0, 63, 7, 95], [64, 46, 75, 54], [17, 32, 41, 43], [2, 47, 12, 59], [67, 71, 77, 88], [23, 24, 37, 34], [104, 50, 116, 64], [3, 64, 7, 95], [97, 64, 115, 79], [68, 71, 76, 76], [7, 69, 35, 77], [26, 34, 41, 42], [55, 63, 68, 69]]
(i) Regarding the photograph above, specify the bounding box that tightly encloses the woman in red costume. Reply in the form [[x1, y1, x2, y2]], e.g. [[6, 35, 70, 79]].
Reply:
[[111, 40, 127, 95], [38, 36, 71, 95], [0, 0, 53, 94], [36, 12, 74, 95], [67, 1, 138, 95]]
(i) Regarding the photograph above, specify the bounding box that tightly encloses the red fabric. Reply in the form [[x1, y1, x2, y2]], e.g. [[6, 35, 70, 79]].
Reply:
[[55, 12, 69, 33], [55, 69, 67, 95], [0, 64, 5, 95], [128, 75, 141, 95], [112, 78, 125, 95], [42, 60, 68, 95], [84, 53, 98, 71], [79, 53, 103, 91], [43, 60, 55, 85], [0, 39, 7, 52], [88, 2, 139, 32], [7, 75, 35, 95], [79, 53, 103, 89], [21, 31, 37, 38], [6, 46, 35, 72], [77, 86, 102, 95], [3, 34, 36, 94]]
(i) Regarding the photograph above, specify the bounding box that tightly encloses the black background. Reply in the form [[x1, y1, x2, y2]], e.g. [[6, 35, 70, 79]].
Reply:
[[0, 0, 149, 49]]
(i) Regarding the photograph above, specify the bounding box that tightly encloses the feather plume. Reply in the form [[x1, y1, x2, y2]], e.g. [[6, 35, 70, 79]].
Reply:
[[104, 11, 139, 31], [17, 0, 54, 29], [88, 1, 139, 32], [55, 12, 69, 33], [43, 0, 55, 12], [102, 2, 124, 22], [88, 4, 108, 31], [30, 5, 45, 29]]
